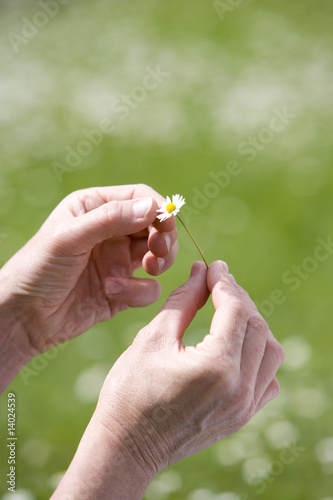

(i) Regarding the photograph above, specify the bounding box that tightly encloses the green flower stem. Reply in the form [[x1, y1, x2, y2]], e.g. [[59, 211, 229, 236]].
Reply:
[[176, 215, 209, 269]]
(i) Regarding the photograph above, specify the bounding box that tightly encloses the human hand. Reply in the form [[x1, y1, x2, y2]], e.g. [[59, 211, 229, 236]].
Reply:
[[52, 260, 284, 500], [0, 184, 178, 355], [95, 260, 285, 476]]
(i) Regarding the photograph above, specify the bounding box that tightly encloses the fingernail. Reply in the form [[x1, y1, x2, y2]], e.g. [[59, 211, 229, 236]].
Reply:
[[158, 258, 165, 272], [105, 279, 123, 296], [218, 260, 229, 275], [190, 263, 200, 277], [133, 197, 153, 218], [164, 233, 171, 252]]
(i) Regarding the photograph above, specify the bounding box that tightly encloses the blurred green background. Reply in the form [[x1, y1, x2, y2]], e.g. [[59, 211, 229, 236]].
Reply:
[[1, 0, 333, 499]]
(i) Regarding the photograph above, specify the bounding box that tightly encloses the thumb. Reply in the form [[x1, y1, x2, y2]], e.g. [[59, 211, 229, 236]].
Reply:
[[68, 197, 158, 250], [142, 261, 209, 344]]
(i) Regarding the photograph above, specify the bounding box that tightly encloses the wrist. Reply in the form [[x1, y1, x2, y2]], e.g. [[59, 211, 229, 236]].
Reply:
[[52, 410, 156, 500], [94, 403, 161, 480], [0, 267, 36, 393]]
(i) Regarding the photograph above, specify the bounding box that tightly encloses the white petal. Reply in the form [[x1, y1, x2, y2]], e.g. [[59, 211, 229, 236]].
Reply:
[[157, 211, 172, 222], [172, 194, 186, 209]]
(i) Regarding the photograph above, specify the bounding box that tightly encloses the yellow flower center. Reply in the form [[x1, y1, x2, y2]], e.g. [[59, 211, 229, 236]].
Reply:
[[166, 202, 176, 213]]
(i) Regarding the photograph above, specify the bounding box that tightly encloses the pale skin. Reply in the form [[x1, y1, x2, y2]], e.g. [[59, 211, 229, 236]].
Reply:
[[0, 184, 285, 499], [0, 184, 177, 392]]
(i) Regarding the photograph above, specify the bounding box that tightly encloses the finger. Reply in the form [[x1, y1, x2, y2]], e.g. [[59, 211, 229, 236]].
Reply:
[[130, 228, 150, 239], [148, 226, 178, 258], [145, 262, 209, 342], [68, 197, 159, 251], [229, 274, 258, 313], [130, 238, 149, 272], [231, 275, 278, 374], [66, 184, 168, 213], [143, 240, 179, 276], [152, 215, 177, 233], [203, 261, 249, 360], [101, 277, 161, 307], [240, 312, 269, 385], [255, 377, 280, 412], [253, 333, 285, 404], [207, 260, 240, 306]]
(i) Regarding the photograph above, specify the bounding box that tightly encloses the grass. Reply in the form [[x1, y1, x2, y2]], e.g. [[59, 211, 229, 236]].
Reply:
[[1, 0, 333, 498]]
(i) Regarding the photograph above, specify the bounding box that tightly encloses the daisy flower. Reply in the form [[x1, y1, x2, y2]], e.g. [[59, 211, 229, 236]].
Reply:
[[156, 194, 186, 222], [156, 193, 208, 268]]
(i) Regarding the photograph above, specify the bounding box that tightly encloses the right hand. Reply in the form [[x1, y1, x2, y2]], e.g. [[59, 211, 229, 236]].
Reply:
[[95, 260, 285, 476], [0, 184, 178, 356]]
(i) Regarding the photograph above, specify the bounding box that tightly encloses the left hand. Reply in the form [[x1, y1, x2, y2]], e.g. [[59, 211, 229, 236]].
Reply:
[[51, 260, 284, 500], [0, 184, 178, 355], [95, 260, 284, 474]]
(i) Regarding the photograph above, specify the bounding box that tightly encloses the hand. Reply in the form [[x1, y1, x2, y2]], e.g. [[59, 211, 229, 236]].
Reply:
[[53, 260, 284, 500], [0, 184, 178, 355], [96, 260, 285, 475]]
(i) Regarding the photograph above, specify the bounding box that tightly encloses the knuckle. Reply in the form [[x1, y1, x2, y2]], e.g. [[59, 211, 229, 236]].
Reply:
[[236, 410, 253, 430], [106, 200, 120, 221], [276, 343, 285, 365], [228, 297, 248, 320], [67, 188, 84, 200], [100, 200, 124, 232], [248, 312, 269, 335], [168, 280, 196, 306], [137, 182, 149, 191], [269, 338, 285, 366], [77, 189, 98, 213], [271, 377, 281, 397], [241, 288, 251, 300], [169, 286, 186, 301]]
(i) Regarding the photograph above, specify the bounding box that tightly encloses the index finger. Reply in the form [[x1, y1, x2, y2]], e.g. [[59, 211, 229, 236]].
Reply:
[[74, 184, 166, 209], [63, 184, 174, 226], [228, 274, 258, 314], [64, 182, 177, 249], [92, 184, 177, 234], [202, 261, 249, 361]]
